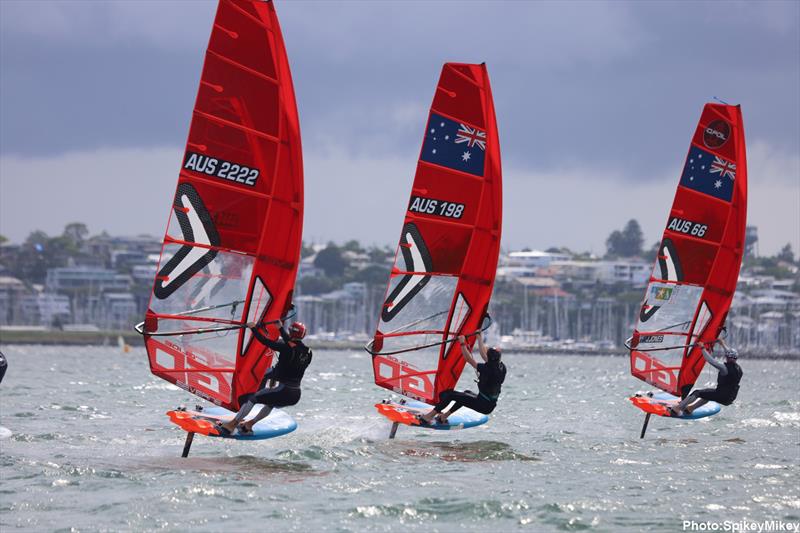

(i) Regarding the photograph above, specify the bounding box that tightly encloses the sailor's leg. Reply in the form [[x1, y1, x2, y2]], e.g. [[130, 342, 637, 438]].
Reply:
[[221, 399, 255, 432], [685, 398, 709, 415], [443, 400, 465, 416], [422, 390, 454, 422], [438, 391, 479, 422], [439, 401, 463, 423], [241, 405, 273, 432], [239, 384, 299, 432], [672, 392, 699, 415]]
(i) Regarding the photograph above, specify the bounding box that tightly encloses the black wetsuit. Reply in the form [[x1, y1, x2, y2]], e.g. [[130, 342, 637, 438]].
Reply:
[[0, 350, 6, 385], [433, 360, 507, 416], [239, 325, 312, 408], [694, 361, 743, 406]]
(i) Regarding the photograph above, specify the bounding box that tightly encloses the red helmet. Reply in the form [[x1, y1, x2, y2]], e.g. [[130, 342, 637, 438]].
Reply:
[[289, 322, 307, 340]]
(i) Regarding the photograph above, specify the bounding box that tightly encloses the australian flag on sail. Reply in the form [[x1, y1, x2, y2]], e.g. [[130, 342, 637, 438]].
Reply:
[[420, 112, 486, 176], [679, 145, 735, 202]]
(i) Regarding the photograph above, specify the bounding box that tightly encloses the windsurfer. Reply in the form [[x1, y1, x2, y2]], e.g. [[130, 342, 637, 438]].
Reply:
[[669, 338, 742, 416], [418, 331, 506, 425], [217, 320, 312, 436]]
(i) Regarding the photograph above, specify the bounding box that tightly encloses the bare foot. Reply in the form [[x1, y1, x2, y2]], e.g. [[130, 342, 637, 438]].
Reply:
[[215, 421, 235, 436], [417, 412, 436, 424]]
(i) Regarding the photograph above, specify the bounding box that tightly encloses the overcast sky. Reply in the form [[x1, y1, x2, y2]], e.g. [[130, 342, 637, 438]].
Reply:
[[1, 0, 798, 255]]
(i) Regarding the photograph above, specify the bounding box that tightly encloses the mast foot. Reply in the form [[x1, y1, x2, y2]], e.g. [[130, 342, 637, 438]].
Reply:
[[182, 432, 195, 457]]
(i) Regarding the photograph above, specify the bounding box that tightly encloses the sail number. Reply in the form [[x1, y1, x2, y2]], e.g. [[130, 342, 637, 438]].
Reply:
[[667, 217, 707, 238], [183, 151, 260, 187], [409, 195, 465, 219]]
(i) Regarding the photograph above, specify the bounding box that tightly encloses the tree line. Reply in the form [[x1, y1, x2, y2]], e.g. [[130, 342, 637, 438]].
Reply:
[[1, 220, 796, 290]]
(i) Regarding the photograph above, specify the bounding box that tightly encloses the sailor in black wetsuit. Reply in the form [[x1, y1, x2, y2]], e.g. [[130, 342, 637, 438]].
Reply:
[[419, 331, 506, 425], [670, 338, 742, 417], [218, 320, 312, 436]]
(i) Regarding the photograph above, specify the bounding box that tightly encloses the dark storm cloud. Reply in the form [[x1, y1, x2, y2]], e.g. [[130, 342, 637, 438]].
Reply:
[[1, 1, 798, 254], [2, 1, 797, 174]]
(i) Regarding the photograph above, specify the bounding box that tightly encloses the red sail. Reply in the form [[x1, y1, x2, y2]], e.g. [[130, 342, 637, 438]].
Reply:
[[629, 104, 747, 396], [141, 0, 303, 410], [367, 63, 502, 404]]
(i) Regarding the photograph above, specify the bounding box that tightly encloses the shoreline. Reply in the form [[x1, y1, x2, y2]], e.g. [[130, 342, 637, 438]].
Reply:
[[0, 330, 797, 359]]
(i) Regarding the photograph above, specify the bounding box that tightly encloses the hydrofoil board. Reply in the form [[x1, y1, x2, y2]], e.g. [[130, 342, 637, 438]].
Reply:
[[376, 399, 489, 430], [167, 406, 297, 441], [630, 392, 721, 420]]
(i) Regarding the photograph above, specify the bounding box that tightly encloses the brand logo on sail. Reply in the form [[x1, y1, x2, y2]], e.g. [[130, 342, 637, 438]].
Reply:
[[703, 120, 730, 149], [651, 286, 673, 301], [639, 334, 664, 343]]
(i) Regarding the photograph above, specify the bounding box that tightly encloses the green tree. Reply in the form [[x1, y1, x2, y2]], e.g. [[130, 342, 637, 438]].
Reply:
[[367, 245, 392, 264], [647, 240, 661, 260], [546, 246, 573, 256], [351, 264, 390, 286], [63, 222, 89, 248], [777, 243, 795, 264], [606, 219, 644, 257], [341, 240, 363, 253], [301, 241, 315, 258], [313, 243, 348, 277], [298, 275, 337, 295], [11, 230, 52, 282]]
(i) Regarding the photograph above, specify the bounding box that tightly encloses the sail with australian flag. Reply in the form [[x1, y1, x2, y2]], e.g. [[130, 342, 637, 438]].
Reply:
[[136, 0, 304, 414], [366, 63, 502, 433], [627, 103, 747, 430]]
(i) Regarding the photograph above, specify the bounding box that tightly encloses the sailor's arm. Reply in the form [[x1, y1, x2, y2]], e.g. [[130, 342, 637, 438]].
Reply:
[[248, 322, 284, 350], [277, 322, 291, 343], [277, 304, 295, 342], [458, 335, 479, 369], [702, 345, 728, 375], [256, 366, 276, 390], [475, 331, 489, 363]]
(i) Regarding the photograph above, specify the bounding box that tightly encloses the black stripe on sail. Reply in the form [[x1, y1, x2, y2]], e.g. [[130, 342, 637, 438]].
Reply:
[[381, 223, 434, 322], [154, 183, 221, 300]]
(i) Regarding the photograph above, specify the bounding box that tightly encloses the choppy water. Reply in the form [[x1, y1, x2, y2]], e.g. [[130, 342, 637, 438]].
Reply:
[[0, 345, 798, 532]]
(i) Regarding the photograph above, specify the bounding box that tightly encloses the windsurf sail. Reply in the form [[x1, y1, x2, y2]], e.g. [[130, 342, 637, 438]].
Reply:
[[366, 63, 502, 404], [627, 104, 747, 397], [136, 0, 303, 411]]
